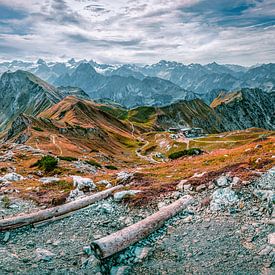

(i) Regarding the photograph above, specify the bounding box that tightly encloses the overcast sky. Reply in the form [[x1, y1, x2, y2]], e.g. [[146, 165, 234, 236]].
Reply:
[[0, 0, 274, 65]]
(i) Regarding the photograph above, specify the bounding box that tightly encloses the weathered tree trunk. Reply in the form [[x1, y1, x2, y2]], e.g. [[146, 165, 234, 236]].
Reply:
[[0, 185, 123, 231], [91, 195, 193, 259]]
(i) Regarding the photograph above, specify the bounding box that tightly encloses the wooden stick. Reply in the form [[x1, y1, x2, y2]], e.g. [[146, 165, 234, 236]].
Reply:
[[91, 195, 193, 259], [0, 185, 123, 231]]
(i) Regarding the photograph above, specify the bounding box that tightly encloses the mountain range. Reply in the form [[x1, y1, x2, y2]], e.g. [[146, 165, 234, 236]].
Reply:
[[1, 59, 274, 107]]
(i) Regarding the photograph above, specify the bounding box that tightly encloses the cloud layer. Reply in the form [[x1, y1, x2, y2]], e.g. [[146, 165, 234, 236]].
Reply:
[[0, 0, 274, 65]]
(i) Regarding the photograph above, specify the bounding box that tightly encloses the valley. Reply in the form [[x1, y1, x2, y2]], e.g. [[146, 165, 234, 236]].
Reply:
[[0, 63, 274, 275]]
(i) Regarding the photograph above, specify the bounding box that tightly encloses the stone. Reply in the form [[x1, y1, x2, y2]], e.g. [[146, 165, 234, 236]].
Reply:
[[230, 177, 241, 188], [134, 246, 150, 262], [0, 173, 24, 182], [106, 183, 113, 188], [71, 176, 96, 192], [40, 177, 60, 184], [176, 180, 189, 191], [67, 189, 85, 201], [255, 144, 263, 149], [97, 180, 111, 186], [196, 184, 207, 192], [3, 232, 10, 242], [35, 248, 55, 261], [83, 245, 92, 256], [268, 233, 275, 246], [210, 188, 239, 211], [96, 203, 113, 214], [258, 245, 272, 256], [110, 266, 131, 275], [116, 172, 133, 185], [214, 175, 231, 187], [82, 254, 102, 273], [72, 161, 97, 174], [113, 190, 141, 202]]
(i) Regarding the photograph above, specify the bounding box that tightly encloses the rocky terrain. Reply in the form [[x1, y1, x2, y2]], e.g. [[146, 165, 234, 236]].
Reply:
[[0, 162, 274, 274]]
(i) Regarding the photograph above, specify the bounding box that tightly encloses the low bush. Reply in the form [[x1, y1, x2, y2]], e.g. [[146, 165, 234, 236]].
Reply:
[[31, 155, 58, 172], [85, 160, 102, 168], [168, 148, 203, 160], [1, 195, 11, 208], [32, 126, 44, 132], [41, 180, 73, 192], [105, 165, 118, 170], [58, 156, 78, 162]]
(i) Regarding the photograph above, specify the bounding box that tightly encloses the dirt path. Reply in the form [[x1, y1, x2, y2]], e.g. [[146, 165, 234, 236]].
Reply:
[[51, 135, 63, 155], [135, 140, 159, 164]]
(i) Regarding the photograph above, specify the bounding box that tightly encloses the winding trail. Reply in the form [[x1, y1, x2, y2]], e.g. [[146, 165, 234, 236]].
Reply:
[[51, 134, 63, 155], [135, 140, 160, 164]]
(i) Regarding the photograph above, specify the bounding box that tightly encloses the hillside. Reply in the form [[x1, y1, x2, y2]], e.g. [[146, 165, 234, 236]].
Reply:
[[211, 88, 275, 131], [4, 96, 141, 166], [0, 70, 89, 132]]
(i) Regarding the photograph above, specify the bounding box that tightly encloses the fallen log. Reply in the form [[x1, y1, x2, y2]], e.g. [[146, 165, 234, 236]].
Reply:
[[0, 185, 123, 231], [91, 195, 193, 259]]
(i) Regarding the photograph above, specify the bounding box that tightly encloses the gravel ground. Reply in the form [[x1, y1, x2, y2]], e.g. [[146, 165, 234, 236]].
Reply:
[[0, 168, 274, 275]]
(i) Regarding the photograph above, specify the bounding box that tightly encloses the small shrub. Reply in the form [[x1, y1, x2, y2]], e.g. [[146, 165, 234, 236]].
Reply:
[[31, 155, 58, 172], [85, 160, 102, 168], [105, 165, 118, 170], [168, 148, 203, 160], [58, 156, 78, 162], [41, 180, 73, 192], [32, 126, 44, 132], [2, 195, 11, 208]]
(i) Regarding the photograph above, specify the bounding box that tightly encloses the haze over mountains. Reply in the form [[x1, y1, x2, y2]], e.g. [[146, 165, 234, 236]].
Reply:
[[0, 59, 274, 107]]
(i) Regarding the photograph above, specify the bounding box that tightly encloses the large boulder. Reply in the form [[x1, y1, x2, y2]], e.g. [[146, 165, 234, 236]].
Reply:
[[0, 173, 24, 183], [71, 176, 96, 192], [113, 190, 142, 202], [116, 172, 133, 185], [210, 188, 238, 211]]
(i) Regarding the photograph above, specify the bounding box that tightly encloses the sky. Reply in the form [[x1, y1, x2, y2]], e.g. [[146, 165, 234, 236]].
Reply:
[[0, 0, 274, 65]]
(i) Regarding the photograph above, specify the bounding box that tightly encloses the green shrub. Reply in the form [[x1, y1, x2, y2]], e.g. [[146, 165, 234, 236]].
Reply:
[[85, 160, 102, 168], [31, 155, 58, 172], [168, 148, 203, 160], [41, 180, 73, 192], [32, 126, 44, 132], [1, 195, 11, 208], [105, 165, 118, 170], [58, 156, 78, 162]]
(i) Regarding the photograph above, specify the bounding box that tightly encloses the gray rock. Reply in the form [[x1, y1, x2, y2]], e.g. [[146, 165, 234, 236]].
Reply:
[[35, 248, 55, 261], [110, 265, 131, 275], [113, 190, 142, 202], [71, 176, 96, 192], [83, 245, 92, 256], [0, 173, 24, 182], [116, 172, 133, 185], [40, 177, 60, 184], [210, 188, 239, 211], [176, 180, 189, 192], [82, 254, 102, 273], [67, 189, 85, 201], [134, 246, 150, 263], [72, 161, 97, 174], [214, 175, 231, 187]]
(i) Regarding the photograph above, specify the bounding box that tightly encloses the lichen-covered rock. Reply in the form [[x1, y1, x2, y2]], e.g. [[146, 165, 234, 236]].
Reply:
[[40, 177, 60, 184], [116, 172, 133, 185], [71, 176, 96, 192], [210, 188, 238, 211], [113, 190, 141, 202], [0, 173, 24, 183]]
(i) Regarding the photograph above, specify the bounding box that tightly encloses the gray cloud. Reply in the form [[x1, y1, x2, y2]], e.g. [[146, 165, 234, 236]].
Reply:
[[0, 0, 274, 65]]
